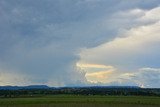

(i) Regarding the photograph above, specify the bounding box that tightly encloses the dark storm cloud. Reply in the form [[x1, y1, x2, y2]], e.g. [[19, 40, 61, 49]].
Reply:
[[0, 0, 159, 86]]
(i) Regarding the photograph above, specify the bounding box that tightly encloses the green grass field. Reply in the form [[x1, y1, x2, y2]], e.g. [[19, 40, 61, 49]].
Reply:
[[0, 95, 160, 107]]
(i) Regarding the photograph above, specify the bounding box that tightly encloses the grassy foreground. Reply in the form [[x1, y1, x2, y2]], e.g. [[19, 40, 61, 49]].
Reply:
[[0, 95, 160, 107]]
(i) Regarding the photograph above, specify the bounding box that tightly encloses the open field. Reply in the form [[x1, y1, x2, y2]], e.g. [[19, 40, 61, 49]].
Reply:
[[0, 95, 160, 107]]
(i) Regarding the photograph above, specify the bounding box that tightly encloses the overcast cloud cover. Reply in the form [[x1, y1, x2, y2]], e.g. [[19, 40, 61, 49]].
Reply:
[[0, 0, 160, 87]]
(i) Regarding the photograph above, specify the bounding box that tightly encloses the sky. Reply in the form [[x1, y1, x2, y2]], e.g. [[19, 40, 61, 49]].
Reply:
[[0, 0, 160, 88]]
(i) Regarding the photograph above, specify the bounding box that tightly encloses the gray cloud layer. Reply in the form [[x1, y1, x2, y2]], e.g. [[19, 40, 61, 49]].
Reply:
[[0, 0, 159, 87]]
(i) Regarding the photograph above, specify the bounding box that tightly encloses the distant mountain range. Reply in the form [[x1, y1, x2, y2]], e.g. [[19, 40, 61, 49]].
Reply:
[[0, 85, 50, 90], [0, 85, 140, 90]]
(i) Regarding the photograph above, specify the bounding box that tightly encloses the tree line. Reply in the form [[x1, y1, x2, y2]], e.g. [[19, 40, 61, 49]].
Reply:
[[0, 87, 160, 98]]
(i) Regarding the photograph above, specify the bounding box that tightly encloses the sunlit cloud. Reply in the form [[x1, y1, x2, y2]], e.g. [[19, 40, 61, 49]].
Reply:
[[0, 69, 32, 86], [85, 70, 113, 83], [76, 63, 115, 83], [76, 63, 113, 69], [78, 6, 160, 87]]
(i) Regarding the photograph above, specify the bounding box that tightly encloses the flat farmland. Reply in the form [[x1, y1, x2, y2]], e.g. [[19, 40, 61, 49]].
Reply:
[[0, 95, 160, 107]]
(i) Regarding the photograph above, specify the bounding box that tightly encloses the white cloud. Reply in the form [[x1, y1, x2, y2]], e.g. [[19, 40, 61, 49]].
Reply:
[[134, 67, 160, 88], [79, 6, 160, 67], [120, 67, 160, 88], [139, 6, 160, 23], [78, 6, 160, 87]]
